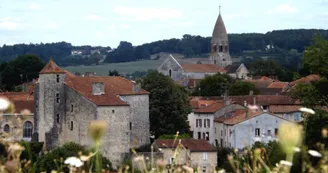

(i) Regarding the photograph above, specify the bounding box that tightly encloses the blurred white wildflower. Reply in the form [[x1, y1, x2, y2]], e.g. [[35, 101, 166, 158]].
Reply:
[[293, 147, 300, 152], [218, 169, 226, 173], [0, 98, 10, 111], [64, 157, 84, 167], [280, 160, 292, 166], [299, 107, 315, 114], [308, 150, 322, 157], [133, 156, 144, 162]]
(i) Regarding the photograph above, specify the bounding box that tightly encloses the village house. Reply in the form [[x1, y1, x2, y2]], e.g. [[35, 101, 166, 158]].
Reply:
[[154, 139, 217, 173], [214, 110, 292, 149]]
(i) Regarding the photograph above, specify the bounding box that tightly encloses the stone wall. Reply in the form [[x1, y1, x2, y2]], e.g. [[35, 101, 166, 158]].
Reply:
[[121, 95, 150, 148], [190, 152, 217, 173], [192, 113, 215, 145], [157, 57, 184, 81], [0, 114, 34, 141], [160, 148, 189, 165], [97, 106, 131, 168]]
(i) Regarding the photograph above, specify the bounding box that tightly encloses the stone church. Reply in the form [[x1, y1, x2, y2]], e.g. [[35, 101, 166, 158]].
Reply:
[[34, 59, 150, 167], [158, 7, 250, 86]]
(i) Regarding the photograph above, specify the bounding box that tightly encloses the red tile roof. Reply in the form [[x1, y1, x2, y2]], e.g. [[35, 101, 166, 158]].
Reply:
[[65, 76, 148, 106], [193, 101, 225, 113], [269, 105, 303, 113], [0, 92, 34, 101], [155, 139, 216, 152], [39, 59, 66, 74], [229, 95, 300, 105], [12, 100, 34, 114], [181, 64, 226, 73], [190, 100, 217, 109], [290, 74, 320, 86], [268, 82, 289, 89]]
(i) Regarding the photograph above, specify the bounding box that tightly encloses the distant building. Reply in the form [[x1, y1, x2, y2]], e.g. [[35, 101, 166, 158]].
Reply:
[[71, 50, 83, 55], [154, 139, 217, 173]]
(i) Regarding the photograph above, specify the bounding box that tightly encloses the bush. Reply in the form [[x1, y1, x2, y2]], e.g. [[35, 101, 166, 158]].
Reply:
[[35, 142, 113, 172], [20, 141, 44, 162], [217, 147, 234, 172]]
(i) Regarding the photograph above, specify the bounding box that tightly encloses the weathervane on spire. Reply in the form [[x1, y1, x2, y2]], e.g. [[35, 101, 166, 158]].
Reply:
[[219, 5, 221, 14]]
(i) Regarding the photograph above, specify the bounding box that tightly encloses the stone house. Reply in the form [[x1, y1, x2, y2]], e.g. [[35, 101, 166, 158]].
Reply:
[[225, 63, 250, 79], [0, 92, 35, 141], [214, 110, 292, 149], [154, 139, 217, 173], [34, 59, 150, 168]]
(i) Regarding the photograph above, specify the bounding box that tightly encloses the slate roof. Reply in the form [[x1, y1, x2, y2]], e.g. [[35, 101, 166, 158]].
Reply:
[[155, 139, 217, 152], [225, 64, 240, 73], [181, 64, 226, 73], [39, 58, 66, 74]]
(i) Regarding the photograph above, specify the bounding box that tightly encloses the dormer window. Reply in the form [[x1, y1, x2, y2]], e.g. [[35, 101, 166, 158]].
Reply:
[[219, 45, 223, 52], [56, 75, 60, 83], [262, 105, 268, 112]]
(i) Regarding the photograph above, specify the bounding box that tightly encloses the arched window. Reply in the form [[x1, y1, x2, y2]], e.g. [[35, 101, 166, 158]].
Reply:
[[23, 121, 33, 138], [3, 124, 10, 133], [169, 69, 172, 78], [219, 45, 223, 52], [213, 45, 217, 52]]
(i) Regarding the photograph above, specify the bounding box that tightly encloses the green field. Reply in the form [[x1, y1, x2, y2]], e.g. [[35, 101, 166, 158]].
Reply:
[[63, 59, 164, 76]]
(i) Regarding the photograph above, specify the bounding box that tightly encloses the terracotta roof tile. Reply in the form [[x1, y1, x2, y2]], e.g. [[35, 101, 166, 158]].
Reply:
[[194, 101, 225, 113], [12, 100, 34, 114], [229, 95, 300, 105], [244, 80, 273, 88], [65, 76, 148, 106], [155, 139, 216, 152], [39, 59, 65, 74], [181, 64, 227, 73], [269, 105, 303, 113], [190, 100, 217, 109], [268, 82, 289, 89], [223, 110, 264, 125], [290, 74, 320, 86], [0, 92, 34, 101]]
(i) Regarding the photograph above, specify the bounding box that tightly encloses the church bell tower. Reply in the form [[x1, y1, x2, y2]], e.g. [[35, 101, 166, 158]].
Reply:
[[209, 6, 232, 68]]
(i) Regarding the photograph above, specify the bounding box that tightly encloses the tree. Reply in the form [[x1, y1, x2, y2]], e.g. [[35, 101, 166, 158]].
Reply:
[[290, 83, 319, 107], [249, 59, 283, 78], [228, 81, 259, 96], [105, 41, 136, 63], [192, 73, 233, 96], [305, 109, 328, 148], [140, 71, 191, 138], [1, 54, 45, 91], [302, 34, 328, 78], [108, 70, 120, 76]]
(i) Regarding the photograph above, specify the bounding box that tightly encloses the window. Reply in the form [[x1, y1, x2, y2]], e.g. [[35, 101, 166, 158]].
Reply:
[[206, 132, 209, 141], [229, 129, 232, 137], [207, 119, 210, 128], [284, 114, 289, 120], [70, 121, 73, 131], [220, 139, 223, 147], [199, 119, 202, 127], [112, 110, 115, 113], [204, 119, 206, 127], [198, 132, 201, 139], [56, 75, 60, 83], [130, 122, 132, 130], [215, 128, 217, 134], [219, 45, 223, 52], [275, 128, 278, 136], [3, 124, 10, 133], [268, 130, 271, 136], [221, 130, 223, 136], [203, 152, 208, 160], [213, 45, 217, 52], [203, 132, 205, 139], [169, 70, 172, 78], [56, 93, 60, 103], [255, 128, 260, 136], [56, 114, 60, 123], [262, 105, 268, 111], [169, 158, 174, 164], [294, 112, 301, 121], [23, 121, 33, 138], [71, 105, 73, 112]]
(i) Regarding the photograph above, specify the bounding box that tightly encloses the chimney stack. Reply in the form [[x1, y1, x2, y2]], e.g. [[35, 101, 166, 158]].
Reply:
[[92, 82, 105, 95], [132, 81, 141, 93]]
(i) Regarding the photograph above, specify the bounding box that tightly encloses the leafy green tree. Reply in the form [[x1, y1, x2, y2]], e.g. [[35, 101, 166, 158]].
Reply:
[[140, 71, 191, 138], [228, 81, 259, 96], [249, 59, 283, 78], [108, 70, 120, 76], [105, 41, 136, 63], [303, 34, 328, 78], [305, 109, 328, 148], [1, 54, 45, 91], [290, 83, 319, 107], [192, 73, 232, 96]]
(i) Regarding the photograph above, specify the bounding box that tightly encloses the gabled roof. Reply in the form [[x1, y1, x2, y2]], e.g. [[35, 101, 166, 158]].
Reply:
[[268, 82, 289, 89], [39, 59, 65, 74], [225, 64, 241, 73], [155, 139, 216, 152], [269, 105, 303, 113], [290, 74, 320, 86], [193, 101, 225, 113], [65, 76, 148, 106], [190, 99, 217, 110], [181, 64, 226, 73]]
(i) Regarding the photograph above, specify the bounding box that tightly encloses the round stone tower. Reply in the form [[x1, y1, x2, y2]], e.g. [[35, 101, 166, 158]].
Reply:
[[209, 6, 232, 68], [36, 58, 66, 149]]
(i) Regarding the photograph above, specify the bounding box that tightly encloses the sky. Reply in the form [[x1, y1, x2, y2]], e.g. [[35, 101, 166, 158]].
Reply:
[[1, 0, 328, 48]]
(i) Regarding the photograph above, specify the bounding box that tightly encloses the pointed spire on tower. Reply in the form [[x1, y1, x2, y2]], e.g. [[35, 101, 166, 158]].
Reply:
[[219, 5, 221, 15], [39, 58, 65, 74]]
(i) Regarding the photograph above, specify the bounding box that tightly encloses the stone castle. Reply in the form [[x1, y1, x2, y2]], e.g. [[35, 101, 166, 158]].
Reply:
[[34, 59, 150, 167]]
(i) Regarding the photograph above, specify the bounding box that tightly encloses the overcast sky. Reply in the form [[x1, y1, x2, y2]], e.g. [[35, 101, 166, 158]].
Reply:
[[1, 0, 328, 48]]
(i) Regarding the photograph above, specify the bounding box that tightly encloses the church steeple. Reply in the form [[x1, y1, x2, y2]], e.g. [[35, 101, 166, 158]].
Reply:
[[209, 6, 232, 68]]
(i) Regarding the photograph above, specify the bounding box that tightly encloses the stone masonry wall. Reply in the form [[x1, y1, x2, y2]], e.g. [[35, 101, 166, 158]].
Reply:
[[120, 95, 150, 148], [97, 106, 131, 168], [191, 152, 217, 173]]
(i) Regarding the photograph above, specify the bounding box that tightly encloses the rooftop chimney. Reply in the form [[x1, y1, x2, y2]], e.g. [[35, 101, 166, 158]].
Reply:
[[92, 82, 105, 95], [132, 81, 141, 93], [244, 101, 247, 107], [249, 90, 254, 96]]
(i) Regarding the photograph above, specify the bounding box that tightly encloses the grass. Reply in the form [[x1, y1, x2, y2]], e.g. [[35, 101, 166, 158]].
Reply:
[[63, 59, 165, 76]]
